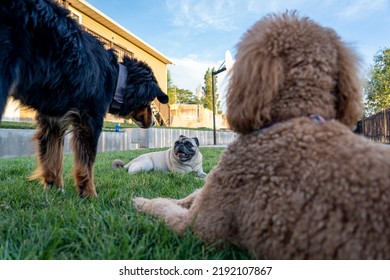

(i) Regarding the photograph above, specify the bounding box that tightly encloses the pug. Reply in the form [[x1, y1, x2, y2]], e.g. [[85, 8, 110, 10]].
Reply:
[[112, 135, 207, 177]]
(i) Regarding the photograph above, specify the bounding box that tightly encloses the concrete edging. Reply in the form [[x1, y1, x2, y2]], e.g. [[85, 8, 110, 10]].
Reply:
[[0, 128, 236, 158]]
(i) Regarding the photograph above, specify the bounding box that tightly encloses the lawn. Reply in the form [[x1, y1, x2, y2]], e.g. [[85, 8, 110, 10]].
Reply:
[[0, 121, 215, 131], [0, 121, 138, 131], [0, 147, 252, 260]]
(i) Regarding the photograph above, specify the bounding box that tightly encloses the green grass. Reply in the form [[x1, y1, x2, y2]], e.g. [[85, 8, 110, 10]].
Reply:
[[0, 121, 37, 129], [0, 121, 229, 131], [0, 121, 138, 130], [101, 121, 138, 130], [0, 147, 252, 260]]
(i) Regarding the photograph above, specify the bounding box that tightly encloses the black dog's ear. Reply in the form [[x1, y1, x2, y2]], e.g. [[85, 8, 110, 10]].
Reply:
[[121, 57, 169, 107], [147, 82, 169, 104], [156, 89, 169, 104], [192, 137, 199, 147]]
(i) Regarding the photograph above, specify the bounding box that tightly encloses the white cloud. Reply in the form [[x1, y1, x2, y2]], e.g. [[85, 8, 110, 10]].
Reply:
[[165, 0, 238, 31], [169, 55, 230, 112], [169, 55, 217, 92], [247, 0, 280, 13], [246, 0, 308, 14], [334, 0, 388, 20]]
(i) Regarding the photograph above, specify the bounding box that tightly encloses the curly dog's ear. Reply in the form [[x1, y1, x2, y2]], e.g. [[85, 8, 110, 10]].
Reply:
[[334, 39, 363, 128], [226, 30, 284, 134]]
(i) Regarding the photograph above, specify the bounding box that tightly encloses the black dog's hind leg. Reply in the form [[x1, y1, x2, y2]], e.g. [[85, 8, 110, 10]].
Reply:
[[70, 113, 103, 198], [30, 114, 66, 192]]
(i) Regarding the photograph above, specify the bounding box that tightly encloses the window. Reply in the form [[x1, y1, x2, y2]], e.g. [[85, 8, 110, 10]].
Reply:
[[86, 29, 111, 49], [68, 7, 82, 24], [113, 44, 134, 62], [85, 31, 134, 61]]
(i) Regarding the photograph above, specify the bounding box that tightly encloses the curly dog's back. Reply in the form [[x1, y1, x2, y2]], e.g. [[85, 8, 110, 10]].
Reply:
[[202, 118, 390, 258]]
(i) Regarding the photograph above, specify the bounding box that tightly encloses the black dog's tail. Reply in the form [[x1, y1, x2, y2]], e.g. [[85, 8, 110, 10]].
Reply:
[[111, 159, 125, 169]]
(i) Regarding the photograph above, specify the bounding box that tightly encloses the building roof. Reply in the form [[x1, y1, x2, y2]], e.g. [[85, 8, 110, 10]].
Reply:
[[67, 0, 172, 65]]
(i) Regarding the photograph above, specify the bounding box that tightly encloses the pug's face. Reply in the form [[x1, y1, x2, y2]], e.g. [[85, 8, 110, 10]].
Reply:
[[173, 135, 200, 162]]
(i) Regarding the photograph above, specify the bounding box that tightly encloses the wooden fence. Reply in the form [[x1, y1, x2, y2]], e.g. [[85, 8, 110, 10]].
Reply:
[[357, 108, 390, 143]]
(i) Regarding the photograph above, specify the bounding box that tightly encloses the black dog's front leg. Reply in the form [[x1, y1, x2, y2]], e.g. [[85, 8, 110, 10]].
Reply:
[[70, 113, 103, 198]]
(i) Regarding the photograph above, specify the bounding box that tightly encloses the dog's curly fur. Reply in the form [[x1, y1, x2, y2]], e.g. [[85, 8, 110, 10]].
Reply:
[[0, 0, 168, 197], [133, 12, 390, 259]]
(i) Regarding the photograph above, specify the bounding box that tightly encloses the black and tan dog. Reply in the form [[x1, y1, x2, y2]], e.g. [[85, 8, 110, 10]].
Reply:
[[0, 0, 168, 197]]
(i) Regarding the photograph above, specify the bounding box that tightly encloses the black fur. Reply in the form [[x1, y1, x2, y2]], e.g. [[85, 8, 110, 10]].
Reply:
[[0, 0, 168, 196], [0, 0, 168, 119]]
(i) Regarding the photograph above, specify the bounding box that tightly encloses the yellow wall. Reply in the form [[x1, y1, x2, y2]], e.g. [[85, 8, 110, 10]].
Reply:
[[170, 104, 228, 129], [72, 7, 168, 93], [2, 99, 20, 121]]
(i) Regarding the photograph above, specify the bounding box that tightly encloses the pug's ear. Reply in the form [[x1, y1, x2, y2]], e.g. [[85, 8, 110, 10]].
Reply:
[[192, 137, 200, 147], [179, 135, 186, 138]]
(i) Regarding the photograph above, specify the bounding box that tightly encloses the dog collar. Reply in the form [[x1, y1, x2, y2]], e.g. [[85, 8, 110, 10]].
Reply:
[[256, 114, 326, 135], [308, 114, 325, 124], [109, 63, 127, 114]]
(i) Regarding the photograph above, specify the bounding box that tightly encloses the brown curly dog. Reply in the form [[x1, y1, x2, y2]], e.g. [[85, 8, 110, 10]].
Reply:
[[133, 12, 390, 259]]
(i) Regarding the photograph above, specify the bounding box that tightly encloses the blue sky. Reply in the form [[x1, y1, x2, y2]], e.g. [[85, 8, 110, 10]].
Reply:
[[88, 0, 390, 104]]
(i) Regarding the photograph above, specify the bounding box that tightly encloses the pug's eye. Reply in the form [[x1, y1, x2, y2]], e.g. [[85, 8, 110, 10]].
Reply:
[[175, 141, 181, 145], [184, 142, 193, 149]]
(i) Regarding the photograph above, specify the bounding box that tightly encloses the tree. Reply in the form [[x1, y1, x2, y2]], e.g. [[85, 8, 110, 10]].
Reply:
[[166, 69, 199, 104], [364, 48, 390, 116], [176, 88, 199, 104], [167, 69, 177, 104], [201, 68, 213, 110], [201, 67, 221, 112]]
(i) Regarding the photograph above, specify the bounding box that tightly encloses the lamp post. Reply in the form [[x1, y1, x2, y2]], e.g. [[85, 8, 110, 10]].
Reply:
[[211, 65, 226, 145], [211, 50, 234, 145]]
